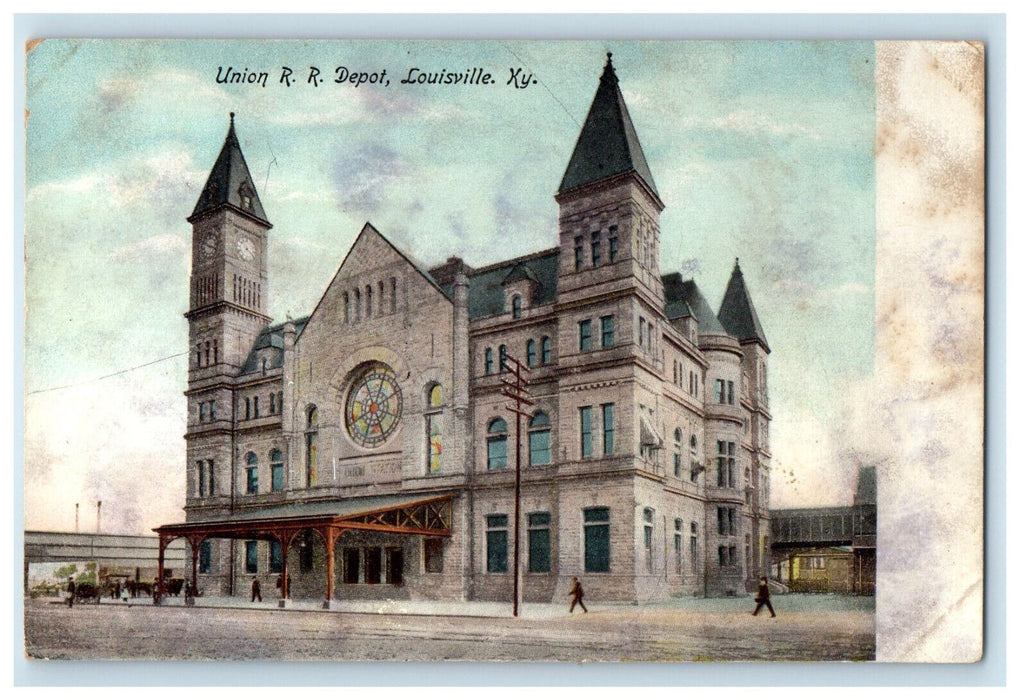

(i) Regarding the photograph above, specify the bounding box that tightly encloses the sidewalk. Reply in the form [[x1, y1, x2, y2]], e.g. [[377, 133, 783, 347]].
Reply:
[[86, 594, 610, 619]]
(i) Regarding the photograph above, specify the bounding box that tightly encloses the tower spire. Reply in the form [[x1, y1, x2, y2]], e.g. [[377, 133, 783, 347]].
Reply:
[[558, 54, 659, 200], [189, 113, 270, 227], [717, 260, 770, 352]]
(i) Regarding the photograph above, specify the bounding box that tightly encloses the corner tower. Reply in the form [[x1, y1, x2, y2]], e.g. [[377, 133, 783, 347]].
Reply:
[[184, 113, 272, 514], [555, 53, 665, 310]]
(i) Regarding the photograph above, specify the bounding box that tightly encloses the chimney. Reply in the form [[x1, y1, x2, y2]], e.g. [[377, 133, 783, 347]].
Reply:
[[96, 501, 102, 534]]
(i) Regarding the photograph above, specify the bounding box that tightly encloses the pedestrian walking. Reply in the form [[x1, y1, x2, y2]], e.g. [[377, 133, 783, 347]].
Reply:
[[752, 576, 776, 618], [568, 576, 587, 614], [120, 583, 129, 603], [66, 577, 76, 608], [251, 577, 262, 603]]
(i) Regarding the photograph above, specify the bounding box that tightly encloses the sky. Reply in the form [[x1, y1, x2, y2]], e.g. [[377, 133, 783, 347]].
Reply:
[[23, 39, 876, 534]]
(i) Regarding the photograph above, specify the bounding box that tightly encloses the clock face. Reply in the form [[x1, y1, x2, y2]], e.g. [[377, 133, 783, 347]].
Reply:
[[345, 363, 403, 448], [236, 236, 256, 262], [202, 232, 219, 259]]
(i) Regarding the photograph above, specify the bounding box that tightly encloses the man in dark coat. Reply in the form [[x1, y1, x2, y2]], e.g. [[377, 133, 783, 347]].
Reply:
[[752, 576, 776, 617], [251, 577, 262, 603], [66, 577, 76, 608], [568, 576, 587, 614]]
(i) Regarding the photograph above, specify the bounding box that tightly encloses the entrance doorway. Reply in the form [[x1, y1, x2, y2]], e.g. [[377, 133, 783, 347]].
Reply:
[[386, 547, 403, 586]]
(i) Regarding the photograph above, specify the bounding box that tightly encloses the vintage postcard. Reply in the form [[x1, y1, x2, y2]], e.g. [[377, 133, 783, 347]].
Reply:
[[20, 37, 984, 666]]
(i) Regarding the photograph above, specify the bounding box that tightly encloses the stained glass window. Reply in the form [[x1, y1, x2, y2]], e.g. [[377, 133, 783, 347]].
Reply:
[[346, 363, 403, 447]]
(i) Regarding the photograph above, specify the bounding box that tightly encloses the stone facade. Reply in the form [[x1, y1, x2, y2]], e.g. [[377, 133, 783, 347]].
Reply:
[[178, 57, 773, 603]]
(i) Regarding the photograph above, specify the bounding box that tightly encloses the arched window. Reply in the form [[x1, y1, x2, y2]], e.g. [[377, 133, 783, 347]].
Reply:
[[511, 294, 522, 319], [499, 344, 507, 372], [541, 336, 552, 364], [689, 434, 699, 482], [378, 280, 385, 315], [426, 384, 444, 474], [487, 418, 508, 470], [343, 291, 350, 323], [354, 288, 361, 322], [528, 412, 551, 466], [526, 339, 537, 367], [245, 452, 259, 494], [305, 407, 318, 487], [270, 448, 284, 491], [484, 347, 494, 375], [673, 428, 683, 478]]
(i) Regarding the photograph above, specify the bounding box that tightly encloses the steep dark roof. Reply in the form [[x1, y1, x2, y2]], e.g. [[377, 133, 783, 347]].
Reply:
[[558, 54, 659, 199], [190, 113, 271, 227], [433, 248, 560, 320], [717, 260, 770, 352], [240, 316, 309, 375], [663, 273, 725, 334]]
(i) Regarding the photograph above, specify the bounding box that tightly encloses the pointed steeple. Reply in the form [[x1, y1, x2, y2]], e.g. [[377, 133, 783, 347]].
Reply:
[[189, 113, 271, 226], [558, 53, 660, 199], [717, 259, 770, 352]]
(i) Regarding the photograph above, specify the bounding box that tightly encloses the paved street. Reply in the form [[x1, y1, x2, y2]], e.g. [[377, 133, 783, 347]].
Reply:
[[23, 594, 874, 662]]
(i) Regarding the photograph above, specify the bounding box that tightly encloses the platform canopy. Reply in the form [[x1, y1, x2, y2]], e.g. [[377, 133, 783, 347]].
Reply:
[[154, 493, 453, 543]]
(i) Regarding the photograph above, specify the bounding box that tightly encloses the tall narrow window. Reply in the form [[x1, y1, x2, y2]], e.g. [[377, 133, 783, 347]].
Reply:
[[541, 336, 552, 364], [526, 339, 537, 367], [245, 541, 258, 574], [354, 288, 361, 322], [378, 280, 385, 315], [608, 226, 618, 262], [728, 380, 735, 405], [366, 284, 373, 318], [253, 396, 260, 418], [199, 402, 207, 422], [306, 407, 318, 487], [639, 317, 645, 345], [528, 512, 551, 573], [269, 541, 283, 574], [424, 538, 444, 573], [584, 507, 610, 573], [343, 292, 350, 323], [690, 435, 699, 482], [578, 320, 592, 351], [199, 540, 212, 574], [499, 345, 507, 372], [717, 440, 736, 487], [674, 519, 683, 574], [715, 379, 726, 404], [269, 393, 276, 415], [245, 452, 259, 494], [390, 277, 397, 313], [601, 315, 614, 347], [486, 514, 509, 572], [485, 347, 494, 375], [244, 397, 251, 420], [574, 236, 584, 271], [580, 406, 593, 458], [690, 522, 698, 571], [426, 384, 443, 474], [528, 412, 551, 466], [591, 231, 601, 266], [643, 507, 654, 573], [196, 460, 206, 497], [673, 428, 683, 478], [270, 449, 284, 491], [602, 403, 615, 456], [300, 531, 314, 573], [487, 418, 508, 470], [206, 459, 215, 496], [511, 294, 522, 319]]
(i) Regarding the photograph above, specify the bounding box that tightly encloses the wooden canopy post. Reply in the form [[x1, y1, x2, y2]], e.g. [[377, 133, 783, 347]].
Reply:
[[155, 533, 167, 605], [186, 534, 204, 605], [321, 526, 339, 609]]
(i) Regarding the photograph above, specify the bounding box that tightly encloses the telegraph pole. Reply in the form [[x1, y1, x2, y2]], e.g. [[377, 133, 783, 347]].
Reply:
[[501, 355, 533, 617]]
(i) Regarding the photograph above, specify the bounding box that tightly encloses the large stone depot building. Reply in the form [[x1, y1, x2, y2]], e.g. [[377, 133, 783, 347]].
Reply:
[[156, 56, 773, 604]]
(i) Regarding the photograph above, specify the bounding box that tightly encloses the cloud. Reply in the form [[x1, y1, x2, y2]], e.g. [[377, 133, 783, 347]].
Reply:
[[111, 234, 189, 263], [331, 143, 410, 213]]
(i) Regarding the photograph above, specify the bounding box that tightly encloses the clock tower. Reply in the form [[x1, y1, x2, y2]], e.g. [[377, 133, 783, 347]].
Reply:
[[184, 114, 272, 512], [186, 112, 272, 375]]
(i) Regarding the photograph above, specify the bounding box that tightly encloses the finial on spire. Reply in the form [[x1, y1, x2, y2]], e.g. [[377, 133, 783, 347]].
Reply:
[[607, 51, 613, 63], [230, 111, 235, 124], [735, 257, 740, 266]]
